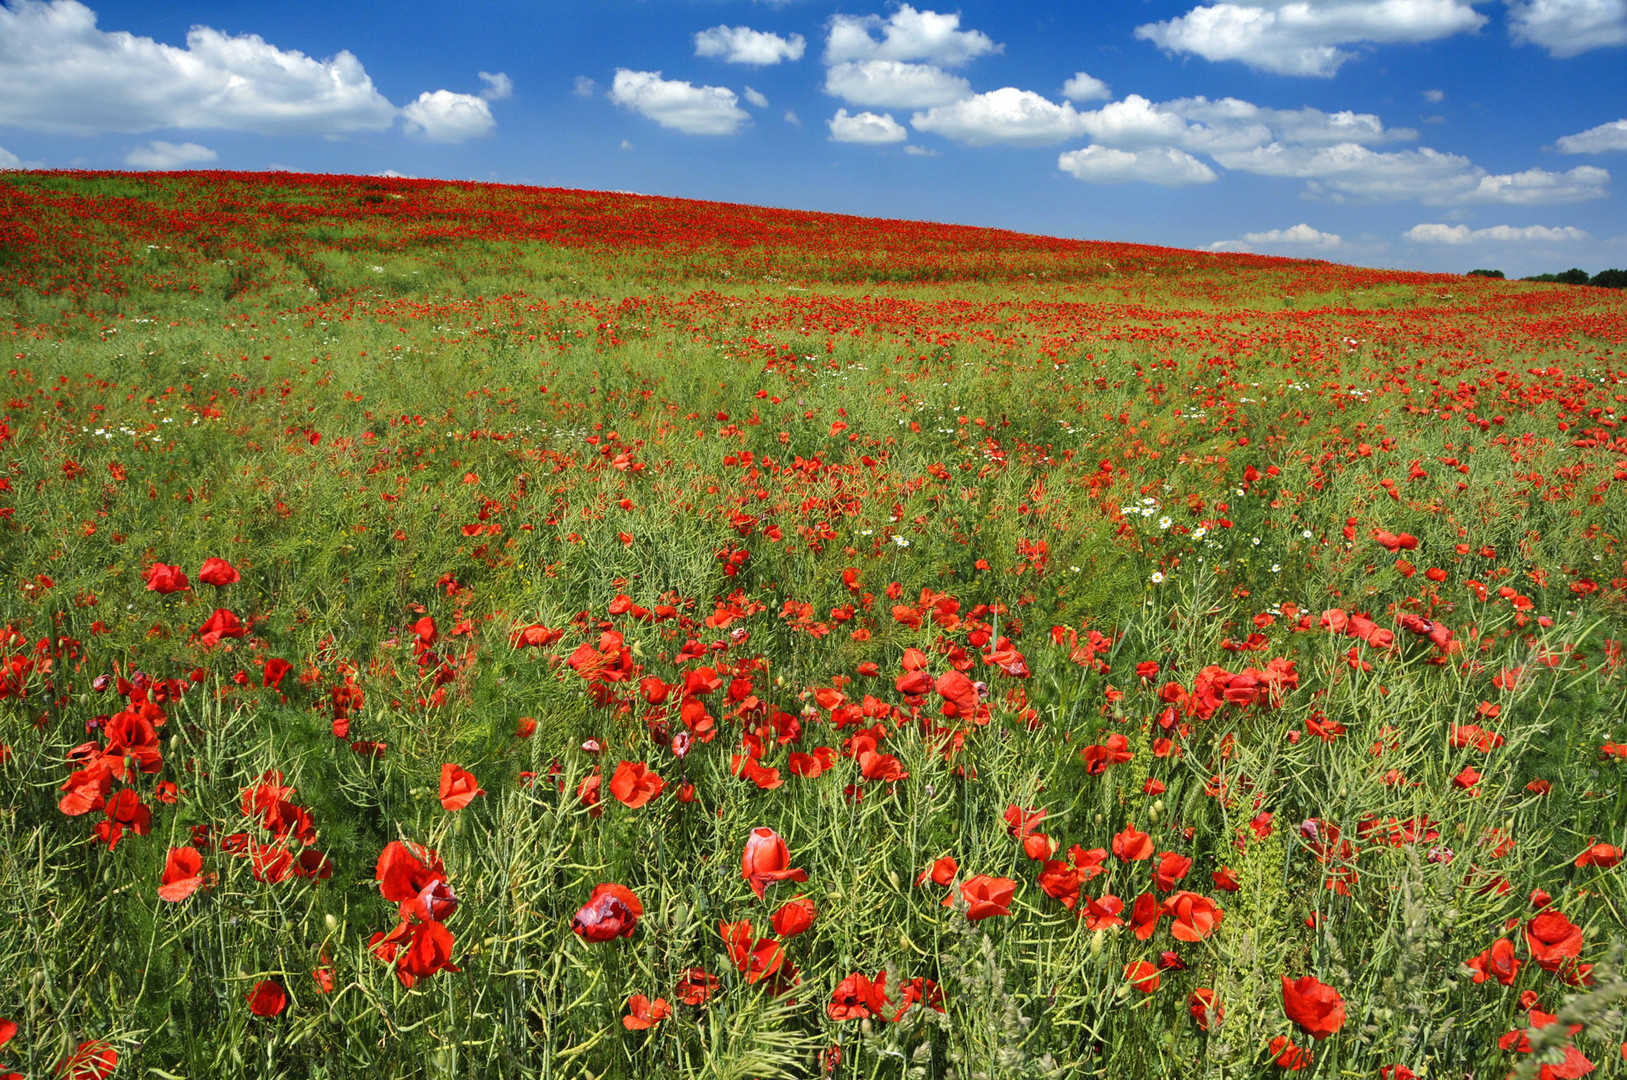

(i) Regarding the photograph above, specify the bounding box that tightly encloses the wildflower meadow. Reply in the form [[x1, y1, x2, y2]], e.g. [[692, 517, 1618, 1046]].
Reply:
[[2, 169, 1627, 1079]]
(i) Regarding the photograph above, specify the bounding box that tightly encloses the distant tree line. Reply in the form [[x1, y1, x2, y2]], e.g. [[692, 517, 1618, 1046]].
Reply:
[[1467, 267, 1627, 288]]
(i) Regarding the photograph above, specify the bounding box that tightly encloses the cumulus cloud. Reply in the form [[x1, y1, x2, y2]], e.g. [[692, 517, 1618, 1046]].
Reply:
[[0, 0, 398, 135], [1556, 118, 1627, 153], [574, 76, 597, 97], [0, 144, 21, 168], [824, 59, 971, 108], [743, 86, 769, 108], [828, 108, 908, 143], [912, 89, 1090, 146], [1057, 145, 1217, 186], [1135, 0, 1488, 77], [1209, 222, 1343, 251], [478, 71, 512, 101], [784, 109, 801, 124], [1422, 88, 1445, 102], [123, 139, 216, 169], [608, 69, 749, 135], [1211, 142, 1611, 203], [1508, 0, 1627, 56], [1453, 165, 1610, 204], [1061, 71, 1111, 102], [826, 4, 1000, 66], [694, 25, 807, 65], [1404, 222, 1591, 243], [401, 90, 495, 143]]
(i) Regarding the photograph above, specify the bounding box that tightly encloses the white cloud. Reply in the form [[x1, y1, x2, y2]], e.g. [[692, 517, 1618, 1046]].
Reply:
[[123, 139, 216, 168], [912, 88, 1089, 146], [1211, 142, 1611, 203], [784, 109, 801, 125], [1135, 0, 1488, 77], [694, 25, 807, 65], [0, 144, 21, 168], [1454, 165, 1610, 204], [824, 59, 971, 108], [620, 139, 634, 150], [401, 90, 495, 143], [1557, 118, 1627, 153], [478, 71, 512, 101], [743, 86, 769, 108], [1057, 145, 1218, 186], [1061, 71, 1111, 102], [1422, 88, 1445, 102], [826, 4, 1000, 66], [1063, 94, 1413, 155], [1404, 222, 1591, 243], [574, 76, 597, 97], [1248, 222, 1344, 245], [1208, 222, 1343, 251], [608, 69, 749, 135], [1508, 0, 1627, 56], [828, 108, 908, 143], [0, 0, 397, 135], [904, 143, 940, 156]]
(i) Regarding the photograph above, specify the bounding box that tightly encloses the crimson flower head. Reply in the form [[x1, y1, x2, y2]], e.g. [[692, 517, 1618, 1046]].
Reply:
[[376, 840, 446, 904], [247, 980, 287, 1017], [609, 760, 665, 808], [960, 874, 1016, 921], [158, 845, 207, 902], [572, 882, 642, 942], [1525, 910, 1584, 972], [828, 971, 890, 1021], [145, 563, 190, 594], [196, 608, 246, 647], [197, 557, 241, 587], [1281, 975, 1346, 1040], [439, 763, 483, 811], [772, 895, 818, 938], [741, 827, 808, 899], [404, 879, 460, 924]]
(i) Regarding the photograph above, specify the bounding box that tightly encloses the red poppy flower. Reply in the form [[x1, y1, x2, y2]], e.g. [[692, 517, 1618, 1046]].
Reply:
[[262, 657, 292, 690], [741, 827, 808, 899], [889, 976, 945, 1021], [145, 563, 190, 594], [1166, 891, 1223, 941], [1525, 910, 1584, 972], [935, 670, 979, 718], [247, 980, 286, 1017], [623, 994, 672, 1030], [1269, 1035, 1313, 1070], [376, 840, 446, 903], [916, 855, 957, 886], [439, 763, 483, 811], [1211, 866, 1241, 891], [1124, 960, 1160, 993], [828, 971, 890, 1021], [158, 845, 206, 902], [0, 1017, 15, 1048], [54, 1040, 118, 1080], [393, 919, 461, 985], [1188, 988, 1223, 1031], [196, 608, 246, 647], [1575, 840, 1622, 869], [960, 875, 1016, 921], [572, 882, 642, 941], [675, 968, 719, 1005], [772, 895, 817, 938], [1129, 892, 1162, 940], [1083, 893, 1125, 930], [197, 557, 241, 586], [1112, 823, 1154, 861], [1152, 851, 1192, 891], [1465, 937, 1520, 986], [607, 760, 665, 808], [1281, 975, 1346, 1040]]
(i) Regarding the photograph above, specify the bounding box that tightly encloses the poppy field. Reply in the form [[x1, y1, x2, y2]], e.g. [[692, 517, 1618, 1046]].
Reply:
[[3, 169, 1627, 1079]]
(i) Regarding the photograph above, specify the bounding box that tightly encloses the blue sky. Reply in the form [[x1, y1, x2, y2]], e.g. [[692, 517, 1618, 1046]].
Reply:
[[1, 0, 1625, 277]]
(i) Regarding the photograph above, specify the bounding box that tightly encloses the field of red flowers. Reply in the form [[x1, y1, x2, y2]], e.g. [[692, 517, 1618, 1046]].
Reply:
[[2, 169, 1627, 1080]]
